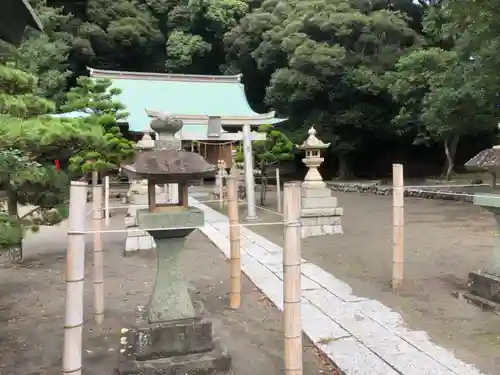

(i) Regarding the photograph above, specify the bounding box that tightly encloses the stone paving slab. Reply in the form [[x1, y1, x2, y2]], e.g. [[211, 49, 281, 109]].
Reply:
[[189, 197, 489, 375]]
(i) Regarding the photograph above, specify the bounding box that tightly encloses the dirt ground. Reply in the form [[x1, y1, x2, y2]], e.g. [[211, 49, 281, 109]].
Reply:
[[208, 189, 500, 375], [0, 213, 334, 375]]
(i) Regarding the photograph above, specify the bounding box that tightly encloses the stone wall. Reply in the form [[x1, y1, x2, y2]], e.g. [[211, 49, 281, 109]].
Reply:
[[327, 182, 481, 203]]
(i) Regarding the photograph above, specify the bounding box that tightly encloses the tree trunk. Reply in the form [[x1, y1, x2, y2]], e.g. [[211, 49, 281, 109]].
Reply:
[[7, 192, 22, 263], [337, 154, 353, 180], [260, 174, 268, 205], [443, 136, 459, 181]]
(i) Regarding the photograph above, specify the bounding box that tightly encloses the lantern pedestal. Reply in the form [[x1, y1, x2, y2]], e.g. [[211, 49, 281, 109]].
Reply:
[[458, 194, 500, 311], [117, 207, 231, 374]]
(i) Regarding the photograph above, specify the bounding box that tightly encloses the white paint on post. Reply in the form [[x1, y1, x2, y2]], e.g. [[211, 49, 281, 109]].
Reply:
[[242, 124, 258, 220], [63, 181, 87, 375], [227, 174, 241, 309], [283, 182, 302, 375], [392, 164, 404, 291], [104, 176, 110, 226], [92, 172, 104, 324], [276, 168, 282, 214]]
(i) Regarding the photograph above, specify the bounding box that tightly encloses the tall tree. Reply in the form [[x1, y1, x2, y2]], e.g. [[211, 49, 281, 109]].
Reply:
[[61, 77, 135, 175], [0, 0, 74, 103], [0, 65, 104, 262], [226, 0, 420, 178]]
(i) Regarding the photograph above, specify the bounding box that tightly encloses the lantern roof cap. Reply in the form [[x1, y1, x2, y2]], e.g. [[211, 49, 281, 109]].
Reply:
[[297, 127, 330, 150]]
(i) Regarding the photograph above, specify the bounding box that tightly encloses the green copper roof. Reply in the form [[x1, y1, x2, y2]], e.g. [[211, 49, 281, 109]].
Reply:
[[88, 68, 286, 132]]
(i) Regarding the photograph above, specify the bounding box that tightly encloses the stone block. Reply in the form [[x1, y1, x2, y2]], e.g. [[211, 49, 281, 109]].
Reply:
[[302, 196, 338, 209], [301, 216, 341, 226], [121, 319, 215, 360], [468, 270, 500, 304], [138, 236, 156, 250], [301, 207, 343, 217], [137, 207, 205, 231], [302, 187, 332, 198], [301, 224, 343, 238], [125, 237, 139, 253], [127, 227, 147, 237], [125, 236, 155, 254], [117, 340, 231, 375], [125, 216, 136, 227], [117, 307, 231, 375]]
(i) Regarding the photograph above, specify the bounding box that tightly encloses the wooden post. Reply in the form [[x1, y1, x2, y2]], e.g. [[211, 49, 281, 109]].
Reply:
[[227, 174, 241, 309], [63, 181, 87, 375], [148, 180, 157, 211], [164, 184, 169, 203], [92, 172, 104, 324], [283, 182, 302, 375], [218, 162, 224, 209], [104, 175, 110, 226], [392, 164, 404, 291], [276, 168, 282, 213]]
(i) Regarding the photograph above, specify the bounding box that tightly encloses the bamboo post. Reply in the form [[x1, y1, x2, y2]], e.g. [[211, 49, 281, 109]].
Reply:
[[283, 182, 302, 375], [63, 181, 87, 375], [276, 168, 282, 213], [92, 172, 104, 324], [227, 174, 241, 309], [104, 176, 110, 226], [218, 161, 224, 209], [392, 163, 404, 291]]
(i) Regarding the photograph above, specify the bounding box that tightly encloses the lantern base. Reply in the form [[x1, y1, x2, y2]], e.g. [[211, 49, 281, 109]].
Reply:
[[300, 185, 343, 237], [117, 304, 231, 375], [466, 270, 500, 306]]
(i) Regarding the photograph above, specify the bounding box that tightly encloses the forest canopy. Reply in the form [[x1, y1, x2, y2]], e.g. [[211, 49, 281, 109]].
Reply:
[[0, 0, 498, 180]]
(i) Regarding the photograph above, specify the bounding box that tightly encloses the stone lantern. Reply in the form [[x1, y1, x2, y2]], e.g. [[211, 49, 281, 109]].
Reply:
[[298, 126, 343, 237], [118, 112, 230, 374], [462, 137, 500, 309]]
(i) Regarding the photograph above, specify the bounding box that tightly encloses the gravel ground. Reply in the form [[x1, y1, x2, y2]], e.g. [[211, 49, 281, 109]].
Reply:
[[0, 212, 335, 375], [207, 189, 500, 375]]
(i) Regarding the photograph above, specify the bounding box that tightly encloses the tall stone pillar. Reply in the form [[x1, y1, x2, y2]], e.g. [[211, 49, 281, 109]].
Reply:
[[298, 127, 343, 237], [242, 123, 259, 220], [124, 130, 158, 254]]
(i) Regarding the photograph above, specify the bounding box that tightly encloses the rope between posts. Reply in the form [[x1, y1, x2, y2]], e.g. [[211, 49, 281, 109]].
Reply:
[[93, 199, 248, 212], [257, 205, 283, 216], [67, 220, 287, 235], [336, 187, 500, 201]]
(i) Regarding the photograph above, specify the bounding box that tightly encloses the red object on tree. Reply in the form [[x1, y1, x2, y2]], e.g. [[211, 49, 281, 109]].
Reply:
[[54, 159, 60, 171]]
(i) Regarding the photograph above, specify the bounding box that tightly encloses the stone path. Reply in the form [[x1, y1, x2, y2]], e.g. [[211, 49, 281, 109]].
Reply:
[[190, 197, 489, 375]]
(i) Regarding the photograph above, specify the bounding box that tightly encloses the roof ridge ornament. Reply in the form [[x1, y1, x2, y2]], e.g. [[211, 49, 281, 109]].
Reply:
[[145, 109, 183, 151]]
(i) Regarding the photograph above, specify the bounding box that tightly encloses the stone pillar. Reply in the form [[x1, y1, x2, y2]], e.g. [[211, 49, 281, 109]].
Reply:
[[465, 195, 500, 308], [298, 127, 343, 237], [214, 159, 228, 200], [124, 131, 158, 254], [242, 123, 258, 220]]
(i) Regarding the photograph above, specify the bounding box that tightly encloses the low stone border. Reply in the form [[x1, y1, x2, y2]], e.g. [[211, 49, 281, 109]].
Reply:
[[327, 182, 475, 203]]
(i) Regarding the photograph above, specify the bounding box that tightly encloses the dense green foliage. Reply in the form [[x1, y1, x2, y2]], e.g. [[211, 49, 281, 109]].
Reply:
[[62, 77, 135, 175], [0, 63, 133, 261], [2, 0, 500, 182]]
